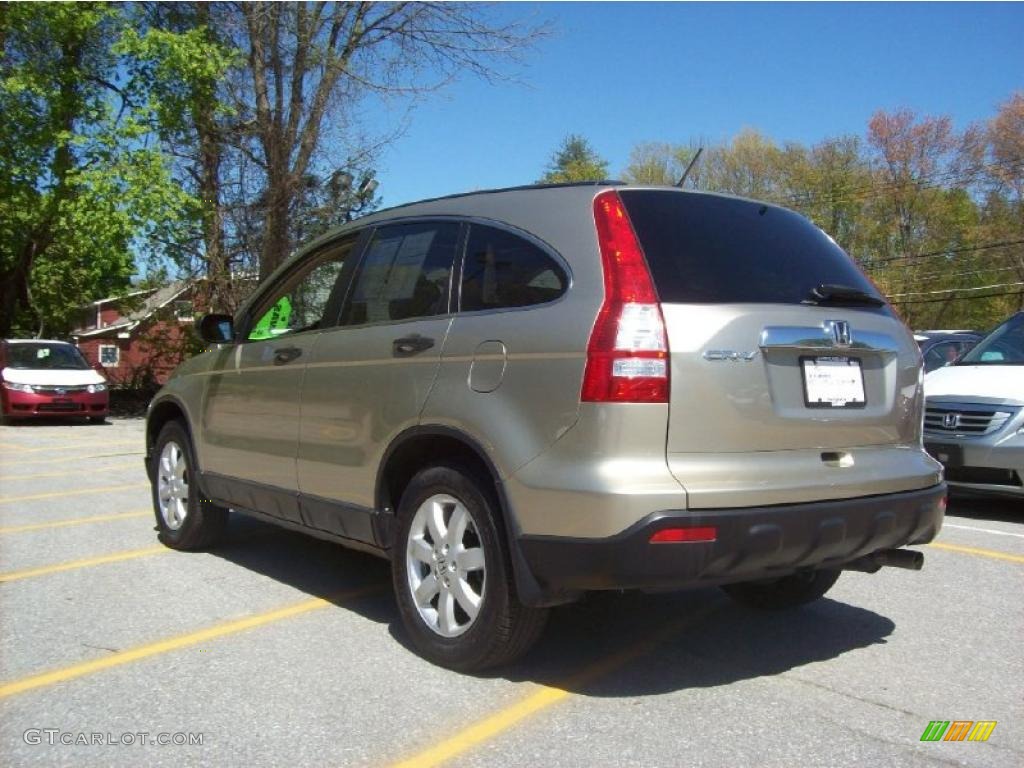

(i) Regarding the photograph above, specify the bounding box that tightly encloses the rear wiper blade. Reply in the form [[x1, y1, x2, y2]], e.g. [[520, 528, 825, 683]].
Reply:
[[805, 283, 885, 306]]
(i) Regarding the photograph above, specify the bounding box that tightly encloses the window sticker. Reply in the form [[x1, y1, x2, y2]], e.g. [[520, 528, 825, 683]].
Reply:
[[249, 295, 293, 340]]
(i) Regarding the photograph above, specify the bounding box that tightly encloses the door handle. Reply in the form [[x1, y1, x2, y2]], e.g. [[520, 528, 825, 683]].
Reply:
[[273, 346, 303, 365], [392, 335, 435, 357]]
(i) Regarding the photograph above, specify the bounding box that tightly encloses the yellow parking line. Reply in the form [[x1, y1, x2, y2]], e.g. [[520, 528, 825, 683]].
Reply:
[[0, 545, 168, 583], [930, 541, 1024, 564], [6, 440, 140, 454], [0, 511, 149, 534], [2, 465, 135, 482], [0, 451, 144, 467], [0, 583, 385, 699], [0, 483, 148, 504], [386, 605, 718, 768]]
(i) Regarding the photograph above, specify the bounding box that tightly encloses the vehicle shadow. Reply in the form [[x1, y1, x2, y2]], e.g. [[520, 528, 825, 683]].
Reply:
[[211, 515, 896, 697], [494, 590, 893, 698], [1, 416, 109, 427], [946, 494, 1022, 524]]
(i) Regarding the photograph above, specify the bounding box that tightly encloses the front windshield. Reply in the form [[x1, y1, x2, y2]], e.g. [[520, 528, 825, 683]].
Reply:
[[5, 343, 91, 370], [957, 314, 1024, 365]]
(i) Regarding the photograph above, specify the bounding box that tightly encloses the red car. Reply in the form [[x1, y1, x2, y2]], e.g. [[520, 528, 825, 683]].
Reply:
[[1, 339, 109, 424]]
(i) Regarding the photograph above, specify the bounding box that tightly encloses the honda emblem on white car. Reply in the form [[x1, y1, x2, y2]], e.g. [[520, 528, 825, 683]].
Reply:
[[943, 412, 960, 430]]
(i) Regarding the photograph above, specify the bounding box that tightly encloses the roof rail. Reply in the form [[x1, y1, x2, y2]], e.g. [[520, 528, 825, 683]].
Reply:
[[366, 180, 629, 219]]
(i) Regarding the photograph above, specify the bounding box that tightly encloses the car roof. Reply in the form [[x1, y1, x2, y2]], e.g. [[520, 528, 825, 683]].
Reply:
[[242, 182, 830, 320], [3, 338, 73, 345], [291, 182, 791, 265]]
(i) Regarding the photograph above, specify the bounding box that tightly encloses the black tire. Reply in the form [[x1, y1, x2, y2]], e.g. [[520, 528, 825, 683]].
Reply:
[[721, 568, 841, 610], [391, 462, 548, 672], [88, 416, 106, 424], [151, 420, 228, 551]]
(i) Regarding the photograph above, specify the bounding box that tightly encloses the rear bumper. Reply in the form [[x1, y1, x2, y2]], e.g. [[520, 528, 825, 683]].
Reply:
[[517, 483, 946, 600], [1, 389, 109, 418]]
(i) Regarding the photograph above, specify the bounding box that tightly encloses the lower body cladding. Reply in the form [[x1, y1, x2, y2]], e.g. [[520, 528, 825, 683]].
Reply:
[[925, 436, 1024, 498], [516, 484, 946, 602]]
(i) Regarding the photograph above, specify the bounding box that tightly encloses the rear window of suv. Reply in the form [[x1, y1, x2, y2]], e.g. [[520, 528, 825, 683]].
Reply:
[[619, 190, 882, 307]]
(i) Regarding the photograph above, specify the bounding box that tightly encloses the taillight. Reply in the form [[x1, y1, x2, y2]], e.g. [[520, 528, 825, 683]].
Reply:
[[581, 190, 669, 403]]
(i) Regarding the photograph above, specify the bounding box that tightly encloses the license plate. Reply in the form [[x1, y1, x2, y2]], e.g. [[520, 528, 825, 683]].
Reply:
[[801, 356, 866, 408], [924, 442, 963, 468]]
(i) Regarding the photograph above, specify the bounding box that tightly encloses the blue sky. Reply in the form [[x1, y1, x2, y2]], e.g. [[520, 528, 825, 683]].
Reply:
[[363, 2, 1024, 208]]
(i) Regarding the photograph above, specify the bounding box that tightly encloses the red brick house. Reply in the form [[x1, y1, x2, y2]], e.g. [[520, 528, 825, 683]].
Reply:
[[72, 282, 202, 387]]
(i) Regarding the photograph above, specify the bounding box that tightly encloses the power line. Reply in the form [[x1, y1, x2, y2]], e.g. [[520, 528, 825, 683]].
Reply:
[[896, 263, 1023, 284], [860, 238, 1024, 268], [898, 290, 1024, 305], [888, 280, 1024, 299]]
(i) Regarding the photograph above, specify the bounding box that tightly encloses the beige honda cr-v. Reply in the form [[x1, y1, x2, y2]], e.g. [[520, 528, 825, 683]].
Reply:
[[146, 182, 946, 670]]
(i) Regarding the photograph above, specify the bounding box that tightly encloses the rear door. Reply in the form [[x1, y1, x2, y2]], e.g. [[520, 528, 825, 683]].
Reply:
[[619, 190, 936, 507], [296, 220, 460, 536]]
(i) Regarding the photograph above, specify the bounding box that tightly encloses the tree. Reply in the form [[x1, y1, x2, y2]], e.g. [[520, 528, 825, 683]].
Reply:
[[976, 92, 1024, 315], [538, 134, 608, 183], [232, 2, 542, 280], [697, 129, 786, 202], [863, 108, 986, 326], [117, 2, 238, 311], [621, 142, 699, 186], [782, 136, 873, 255], [0, 3, 195, 336], [120, 2, 541, 298]]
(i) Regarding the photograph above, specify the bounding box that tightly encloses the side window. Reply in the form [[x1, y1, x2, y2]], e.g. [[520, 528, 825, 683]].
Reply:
[[247, 237, 355, 341], [460, 225, 567, 312], [923, 342, 959, 372], [341, 221, 459, 325]]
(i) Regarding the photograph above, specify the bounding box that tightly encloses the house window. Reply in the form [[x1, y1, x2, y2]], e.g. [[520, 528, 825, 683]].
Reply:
[[174, 300, 194, 322], [99, 345, 120, 367]]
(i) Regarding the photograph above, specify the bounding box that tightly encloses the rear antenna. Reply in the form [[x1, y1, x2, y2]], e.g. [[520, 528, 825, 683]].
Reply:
[[675, 147, 704, 188]]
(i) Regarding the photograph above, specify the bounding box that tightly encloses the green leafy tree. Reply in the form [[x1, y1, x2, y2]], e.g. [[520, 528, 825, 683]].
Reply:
[[622, 142, 700, 186], [116, 2, 239, 311], [0, 3, 196, 336], [538, 135, 609, 183]]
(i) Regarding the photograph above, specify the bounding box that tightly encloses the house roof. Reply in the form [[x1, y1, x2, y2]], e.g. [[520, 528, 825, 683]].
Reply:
[[89, 288, 154, 306], [73, 281, 192, 338]]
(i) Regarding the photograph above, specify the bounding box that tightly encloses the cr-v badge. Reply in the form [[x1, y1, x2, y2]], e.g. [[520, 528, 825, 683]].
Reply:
[[703, 350, 758, 362]]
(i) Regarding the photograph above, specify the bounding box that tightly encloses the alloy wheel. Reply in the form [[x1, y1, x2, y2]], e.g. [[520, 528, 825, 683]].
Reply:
[[405, 494, 487, 638], [157, 440, 189, 531]]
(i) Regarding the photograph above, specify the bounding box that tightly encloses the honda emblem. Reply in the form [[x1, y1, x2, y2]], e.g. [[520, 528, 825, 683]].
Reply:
[[943, 412, 960, 430], [828, 320, 852, 347]]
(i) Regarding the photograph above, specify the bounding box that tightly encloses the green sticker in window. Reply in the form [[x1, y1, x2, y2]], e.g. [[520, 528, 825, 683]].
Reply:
[[249, 295, 293, 340]]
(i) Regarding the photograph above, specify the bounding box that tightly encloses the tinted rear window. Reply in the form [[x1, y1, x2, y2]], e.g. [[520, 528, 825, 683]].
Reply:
[[460, 225, 567, 312], [619, 190, 882, 306]]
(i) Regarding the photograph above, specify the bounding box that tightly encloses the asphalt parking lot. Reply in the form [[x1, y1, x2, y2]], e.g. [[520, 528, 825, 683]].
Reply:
[[0, 418, 1021, 767]]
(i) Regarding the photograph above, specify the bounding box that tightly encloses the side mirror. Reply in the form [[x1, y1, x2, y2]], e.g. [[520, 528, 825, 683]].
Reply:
[[197, 313, 235, 344], [91, 362, 106, 375]]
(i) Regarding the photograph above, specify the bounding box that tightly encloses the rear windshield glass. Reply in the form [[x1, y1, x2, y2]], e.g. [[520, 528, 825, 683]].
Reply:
[[619, 190, 883, 306], [5, 343, 90, 370]]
